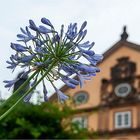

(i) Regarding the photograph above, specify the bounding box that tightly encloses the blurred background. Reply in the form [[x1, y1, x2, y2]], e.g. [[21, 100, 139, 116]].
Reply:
[[1, 0, 140, 139]]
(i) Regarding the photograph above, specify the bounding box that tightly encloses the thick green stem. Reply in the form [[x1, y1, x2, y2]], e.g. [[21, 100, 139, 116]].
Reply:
[[0, 60, 57, 121]]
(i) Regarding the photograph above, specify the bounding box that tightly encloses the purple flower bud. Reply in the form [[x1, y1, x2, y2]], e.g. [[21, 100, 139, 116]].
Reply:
[[3, 80, 17, 89], [34, 62, 44, 67], [77, 72, 91, 88], [20, 54, 35, 63], [76, 31, 84, 42], [20, 27, 27, 34], [30, 75, 38, 87], [75, 64, 97, 73], [93, 54, 103, 61], [38, 26, 53, 34], [78, 41, 95, 49], [25, 26, 32, 36], [79, 21, 87, 33], [11, 43, 27, 52], [17, 34, 27, 38], [52, 34, 60, 43], [81, 30, 87, 40], [84, 54, 103, 66], [10, 54, 19, 61], [34, 46, 46, 54], [66, 23, 77, 40], [6, 57, 18, 71], [43, 82, 48, 102], [54, 87, 69, 103], [62, 76, 79, 89], [24, 92, 33, 102], [29, 20, 39, 32], [66, 83, 77, 88], [6, 60, 17, 66], [6, 63, 17, 70], [17, 34, 31, 42], [69, 78, 79, 85], [82, 49, 95, 56], [60, 65, 75, 75], [60, 24, 64, 38], [17, 26, 36, 42], [41, 17, 54, 28]]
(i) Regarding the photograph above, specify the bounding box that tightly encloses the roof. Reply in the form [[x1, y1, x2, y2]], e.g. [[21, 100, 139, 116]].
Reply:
[[103, 40, 140, 61]]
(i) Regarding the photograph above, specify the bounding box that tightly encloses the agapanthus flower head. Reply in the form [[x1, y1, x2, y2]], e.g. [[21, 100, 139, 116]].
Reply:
[[4, 17, 103, 102]]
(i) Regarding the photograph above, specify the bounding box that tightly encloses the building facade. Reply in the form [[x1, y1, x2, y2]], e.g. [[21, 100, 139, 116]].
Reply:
[[50, 27, 140, 139]]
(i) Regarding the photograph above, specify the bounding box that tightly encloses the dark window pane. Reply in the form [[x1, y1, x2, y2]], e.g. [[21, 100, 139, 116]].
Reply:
[[124, 114, 129, 125], [117, 114, 122, 126]]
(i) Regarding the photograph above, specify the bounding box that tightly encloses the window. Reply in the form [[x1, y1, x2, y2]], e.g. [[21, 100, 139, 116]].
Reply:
[[72, 116, 88, 129], [74, 92, 88, 105], [115, 111, 131, 129], [114, 83, 131, 97]]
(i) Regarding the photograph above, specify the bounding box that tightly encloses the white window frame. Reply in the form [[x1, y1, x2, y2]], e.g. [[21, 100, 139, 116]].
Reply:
[[72, 116, 88, 129], [115, 111, 131, 129]]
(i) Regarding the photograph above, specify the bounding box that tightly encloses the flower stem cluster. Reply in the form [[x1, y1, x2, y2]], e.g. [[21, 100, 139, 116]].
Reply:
[[4, 17, 103, 103]]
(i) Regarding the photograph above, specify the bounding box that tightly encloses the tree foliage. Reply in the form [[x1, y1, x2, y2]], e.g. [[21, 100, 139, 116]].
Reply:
[[0, 101, 89, 139]]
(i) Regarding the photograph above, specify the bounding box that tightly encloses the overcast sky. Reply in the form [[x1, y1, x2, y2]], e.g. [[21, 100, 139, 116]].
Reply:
[[1, 0, 140, 99]]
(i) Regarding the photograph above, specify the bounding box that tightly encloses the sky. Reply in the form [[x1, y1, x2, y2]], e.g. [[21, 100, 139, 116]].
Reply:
[[0, 0, 140, 100]]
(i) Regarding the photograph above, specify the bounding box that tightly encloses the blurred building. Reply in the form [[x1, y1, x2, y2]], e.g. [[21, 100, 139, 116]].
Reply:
[[50, 26, 140, 139]]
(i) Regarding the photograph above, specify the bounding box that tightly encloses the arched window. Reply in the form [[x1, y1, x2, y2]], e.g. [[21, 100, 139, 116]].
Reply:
[[74, 91, 89, 105]]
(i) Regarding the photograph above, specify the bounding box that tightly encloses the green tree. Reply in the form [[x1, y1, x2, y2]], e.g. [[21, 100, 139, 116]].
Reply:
[[0, 101, 90, 139]]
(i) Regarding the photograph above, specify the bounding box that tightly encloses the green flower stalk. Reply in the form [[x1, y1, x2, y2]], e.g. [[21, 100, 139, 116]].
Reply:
[[0, 17, 103, 120]]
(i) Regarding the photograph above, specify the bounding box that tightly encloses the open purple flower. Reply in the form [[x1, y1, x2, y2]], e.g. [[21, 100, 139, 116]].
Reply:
[[4, 17, 103, 103]]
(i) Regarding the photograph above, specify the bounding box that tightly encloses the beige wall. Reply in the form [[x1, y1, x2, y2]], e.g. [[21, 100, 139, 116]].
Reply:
[[65, 45, 140, 109], [88, 112, 99, 131]]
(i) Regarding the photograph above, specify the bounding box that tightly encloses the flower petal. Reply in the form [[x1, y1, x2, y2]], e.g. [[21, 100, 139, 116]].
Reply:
[[41, 17, 54, 28], [11, 43, 27, 52], [54, 87, 69, 103]]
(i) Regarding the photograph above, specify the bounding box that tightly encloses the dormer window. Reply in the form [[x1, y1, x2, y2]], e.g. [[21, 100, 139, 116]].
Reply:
[[115, 111, 131, 129]]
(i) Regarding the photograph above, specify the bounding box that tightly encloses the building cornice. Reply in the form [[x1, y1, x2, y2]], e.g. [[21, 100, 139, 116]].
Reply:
[[72, 100, 140, 114]]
